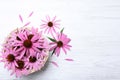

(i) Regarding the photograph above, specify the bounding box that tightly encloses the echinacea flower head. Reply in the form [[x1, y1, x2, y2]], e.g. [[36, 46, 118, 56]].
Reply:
[[9, 27, 49, 58], [11, 59, 28, 77], [26, 51, 48, 73], [50, 33, 71, 56], [41, 16, 60, 35], [0, 48, 18, 70]]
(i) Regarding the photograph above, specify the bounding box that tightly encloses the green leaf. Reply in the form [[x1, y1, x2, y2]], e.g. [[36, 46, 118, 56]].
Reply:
[[48, 37, 56, 42], [51, 47, 56, 56], [60, 28, 64, 33]]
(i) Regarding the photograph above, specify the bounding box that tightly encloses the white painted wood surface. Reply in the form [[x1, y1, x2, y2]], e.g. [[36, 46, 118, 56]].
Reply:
[[0, 0, 120, 80]]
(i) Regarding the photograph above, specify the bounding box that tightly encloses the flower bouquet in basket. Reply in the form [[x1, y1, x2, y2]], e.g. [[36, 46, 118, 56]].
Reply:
[[0, 13, 72, 77]]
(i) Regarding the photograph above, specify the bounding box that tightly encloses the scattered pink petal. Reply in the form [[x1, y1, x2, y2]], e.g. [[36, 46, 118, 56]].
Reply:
[[23, 22, 31, 27], [65, 58, 74, 61], [28, 11, 33, 17], [19, 14, 23, 23], [50, 61, 59, 67]]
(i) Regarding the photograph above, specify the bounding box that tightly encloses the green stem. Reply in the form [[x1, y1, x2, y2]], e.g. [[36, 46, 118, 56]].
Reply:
[[51, 47, 57, 56]]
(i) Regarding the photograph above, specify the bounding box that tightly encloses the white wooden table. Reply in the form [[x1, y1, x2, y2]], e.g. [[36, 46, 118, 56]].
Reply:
[[0, 0, 120, 80]]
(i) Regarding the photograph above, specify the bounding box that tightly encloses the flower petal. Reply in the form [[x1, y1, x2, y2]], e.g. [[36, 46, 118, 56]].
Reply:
[[28, 11, 33, 17], [46, 16, 50, 21], [65, 58, 74, 61], [62, 47, 67, 54], [50, 61, 59, 67], [19, 14, 23, 23], [52, 16, 56, 22], [23, 22, 31, 27], [55, 47, 60, 57]]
